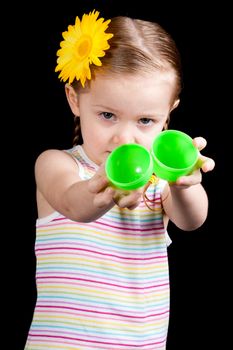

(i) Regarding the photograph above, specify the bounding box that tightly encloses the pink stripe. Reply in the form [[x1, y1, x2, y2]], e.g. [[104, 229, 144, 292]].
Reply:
[[36, 301, 169, 318], [30, 329, 166, 346], [36, 281, 169, 296], [27, 336, 165, 350], [35, 254, 167, 267], [35, 243, 166, 259], [36, 272, 168, 286], [96, 218, 163, 229], [37, 226, 165, 239], [37, 304, 169, 319], [28, 333, 166, 347], [35, 308, 168, 323], [38, 218, 164, 232], [35, 249, 167, 262], [37, 275, 168, 290], [93, 220, 164, 232], [35, 246, 167, 260]]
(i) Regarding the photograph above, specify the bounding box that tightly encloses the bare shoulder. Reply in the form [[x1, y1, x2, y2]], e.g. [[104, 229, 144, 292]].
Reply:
[[35, 149, 77, 173], [35, 149, 80, 191], [35, 149, 80, 218]]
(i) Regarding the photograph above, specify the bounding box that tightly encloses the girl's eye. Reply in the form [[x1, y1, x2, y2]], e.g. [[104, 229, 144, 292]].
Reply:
[[139, 118, 153, 125], [101, 112, 114, 120]]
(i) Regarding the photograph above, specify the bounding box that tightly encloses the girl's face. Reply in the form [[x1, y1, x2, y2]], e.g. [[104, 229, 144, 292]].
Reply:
[[69, 71, 178, 165]]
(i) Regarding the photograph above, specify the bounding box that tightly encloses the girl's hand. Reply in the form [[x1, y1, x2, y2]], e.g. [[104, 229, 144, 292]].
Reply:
[[172, 137, 215, 188], [88, 164, 143, 210]]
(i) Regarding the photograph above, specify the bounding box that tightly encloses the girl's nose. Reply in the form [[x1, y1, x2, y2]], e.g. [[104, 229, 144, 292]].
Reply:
[[112, 131, 134, 145]]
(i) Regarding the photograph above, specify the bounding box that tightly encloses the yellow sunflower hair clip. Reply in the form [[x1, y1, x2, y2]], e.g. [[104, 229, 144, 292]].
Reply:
[[55, 10, 114, 87]]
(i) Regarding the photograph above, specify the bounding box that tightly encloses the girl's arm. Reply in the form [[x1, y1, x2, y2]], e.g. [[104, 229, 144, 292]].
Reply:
[[35, 149, 142, 222], [162, 137, 215, 231]]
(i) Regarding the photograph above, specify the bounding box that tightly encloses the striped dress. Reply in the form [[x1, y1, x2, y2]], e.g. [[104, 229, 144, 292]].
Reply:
[[25, 145, 171, 350]]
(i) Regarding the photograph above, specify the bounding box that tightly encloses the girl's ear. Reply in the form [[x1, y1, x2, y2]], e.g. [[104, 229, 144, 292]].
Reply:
[[171, 98, 180, 111], [65, 84, 80, 116], [163, 99, 180, 130]]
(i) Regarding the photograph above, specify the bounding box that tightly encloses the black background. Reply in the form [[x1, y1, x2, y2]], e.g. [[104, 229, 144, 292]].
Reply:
[[12, 1, 228, 349]]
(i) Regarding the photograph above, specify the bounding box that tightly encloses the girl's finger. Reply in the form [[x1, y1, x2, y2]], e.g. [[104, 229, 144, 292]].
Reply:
[[115, 191, 142, 209], [93, 187, 116, 208], [174, 169, 202, 187], [201, 157, 215, 173], [193, 137, 207, 151]]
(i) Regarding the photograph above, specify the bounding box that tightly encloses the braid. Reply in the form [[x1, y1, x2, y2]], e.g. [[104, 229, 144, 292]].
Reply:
[[73, 115, 83, 146], [163, 116, 170, 131]]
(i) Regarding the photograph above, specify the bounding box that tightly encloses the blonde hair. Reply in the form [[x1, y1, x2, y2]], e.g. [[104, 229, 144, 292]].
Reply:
[[72, 16, 182, 146]]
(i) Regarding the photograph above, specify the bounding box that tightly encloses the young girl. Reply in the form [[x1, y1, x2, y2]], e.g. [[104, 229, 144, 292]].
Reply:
[[25, 11, 215, 349]]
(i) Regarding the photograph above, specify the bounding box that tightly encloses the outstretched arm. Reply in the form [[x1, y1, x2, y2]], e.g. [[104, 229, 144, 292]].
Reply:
[[35, 149, 143, 222], [162, 137, 215, 231]]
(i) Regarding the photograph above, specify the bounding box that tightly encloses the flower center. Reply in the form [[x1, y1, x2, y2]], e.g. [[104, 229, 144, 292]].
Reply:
[[76, 35, 92, 60]]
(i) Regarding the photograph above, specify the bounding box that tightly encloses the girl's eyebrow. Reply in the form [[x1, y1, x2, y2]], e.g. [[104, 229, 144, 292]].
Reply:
[[93, 104, 120, 114]]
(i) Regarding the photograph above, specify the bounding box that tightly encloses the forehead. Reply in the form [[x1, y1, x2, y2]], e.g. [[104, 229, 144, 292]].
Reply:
[[86, 71, 177, 110]]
